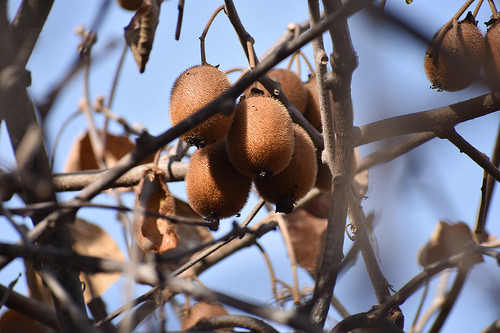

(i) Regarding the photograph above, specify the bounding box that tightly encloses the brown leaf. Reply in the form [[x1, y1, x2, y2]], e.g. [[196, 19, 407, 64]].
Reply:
[[0, 310, 43, 333], [418, 221, 483, 266], [134, 166, 178, 253], [286, 209, 327, 275], [64, 130, 153, 172], [181, 301, 229, 331], [69, 218, 126, 303], [124, 0, 161, 73]]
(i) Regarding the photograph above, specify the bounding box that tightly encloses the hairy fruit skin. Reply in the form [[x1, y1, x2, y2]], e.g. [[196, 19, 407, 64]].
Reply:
[[169, 64, 233, 147], [245, 68, 308, 114], [226, 95, 295, 179], [485, 20, 500, 89], [424, 16, 485, 92], [117, 0, 143, 11], [185, 140, 251, 220], [255, 124, 318, 213]]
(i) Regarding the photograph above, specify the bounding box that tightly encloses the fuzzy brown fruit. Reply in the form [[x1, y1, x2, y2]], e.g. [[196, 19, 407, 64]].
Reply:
[[255, 124, 317, 213], [169, 64, 233, 147], [117, 0, 143, 11], [485, 20, 500, 89], [245, 68, 308, 114], [225, 95, 294, 179], [185, 140, 252, 221], [424, 13, 485, 92]]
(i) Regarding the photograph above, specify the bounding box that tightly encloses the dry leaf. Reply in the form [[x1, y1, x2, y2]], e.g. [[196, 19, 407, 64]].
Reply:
[[64, 130, 153, 172], [124, 0, 161, 73], [69, 218, 126, 303], [302, 191, 331, 218], [0, 310, 43, 333], [418, 221, 483, 266], [134, 166, 178, 253], [286, 208, 327, 275], [181, 301, 229, 331]]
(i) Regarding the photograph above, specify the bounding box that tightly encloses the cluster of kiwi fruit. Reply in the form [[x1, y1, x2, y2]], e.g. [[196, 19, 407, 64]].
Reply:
[[424, 11, 500, 91], [169, 64, 325, 221]]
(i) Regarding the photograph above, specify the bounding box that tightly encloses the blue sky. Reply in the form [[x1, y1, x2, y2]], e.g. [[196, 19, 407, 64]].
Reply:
[[2, 0, 500, 331]]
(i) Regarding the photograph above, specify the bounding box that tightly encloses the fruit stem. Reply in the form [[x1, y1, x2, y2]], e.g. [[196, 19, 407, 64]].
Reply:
[[472, 0, 483, 18], [488, 0, 499, 18], [199, 5, 225, 65], [428, 0, 474, 55]]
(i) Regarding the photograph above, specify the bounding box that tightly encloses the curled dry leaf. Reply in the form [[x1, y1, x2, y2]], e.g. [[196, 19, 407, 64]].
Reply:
[[181, 301, 229, 331], [64, 130, 154, 172], [134, 166, 178, 253], [286, 207, 327, 276], [418, 221, 483, 266], [69, 218, 126, 303], [124, 0, 162, 73]]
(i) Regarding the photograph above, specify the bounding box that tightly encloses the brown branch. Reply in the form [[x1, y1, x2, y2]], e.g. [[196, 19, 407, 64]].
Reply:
[[376, 246, 484, 321], [355, 92, 500, 147], [475, 120, 500, 241], [357, 132, 436, 172], [0, 160, 188, 200], [8, 0, 54, 67], [443, 129, 500, 182], [330, 311, 404, 333], [0, 283, 59, 330], [165, 277, 322, 333], [309, 0, 364, 327], [189, 314, 280, 333]]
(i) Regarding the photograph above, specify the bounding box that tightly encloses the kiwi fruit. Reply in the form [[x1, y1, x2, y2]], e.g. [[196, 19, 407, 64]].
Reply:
[[484, 20, 500, 89], [116, 0, 143, 11], [255, 124, 317, 213], [169, 64, 233, 147], [245, 68, 309, 114], [185, 140, 252, 221], [424, 13, 485, 92], [225, 95, 295, 180]]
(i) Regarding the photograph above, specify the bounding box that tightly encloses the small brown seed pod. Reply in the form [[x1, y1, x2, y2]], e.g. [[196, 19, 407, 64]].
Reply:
[[424, 13, 485, 92], [225, 95, 295, 180], [117, 0, 143, 11], [255, 124, 317, 213], [169, 64, 233, 147], [484, 20, 500, 89], [245, 68, 309, 114], [185, 140, 252, 221]]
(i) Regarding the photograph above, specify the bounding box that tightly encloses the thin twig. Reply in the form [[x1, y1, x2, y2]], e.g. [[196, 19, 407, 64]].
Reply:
[[443, 128, 500, 182], [356, 132, 436, 172], [175, 0, 185, 40], [255, 242, 279, 302], [348, 199, 391, 304], [428, 265, 471, 333], [199, 5, 225, 65], [0, 283, 59, 330], [0, 273, 22, 310], [475, 120, 500, 241], [275, 213, 301, 305]]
